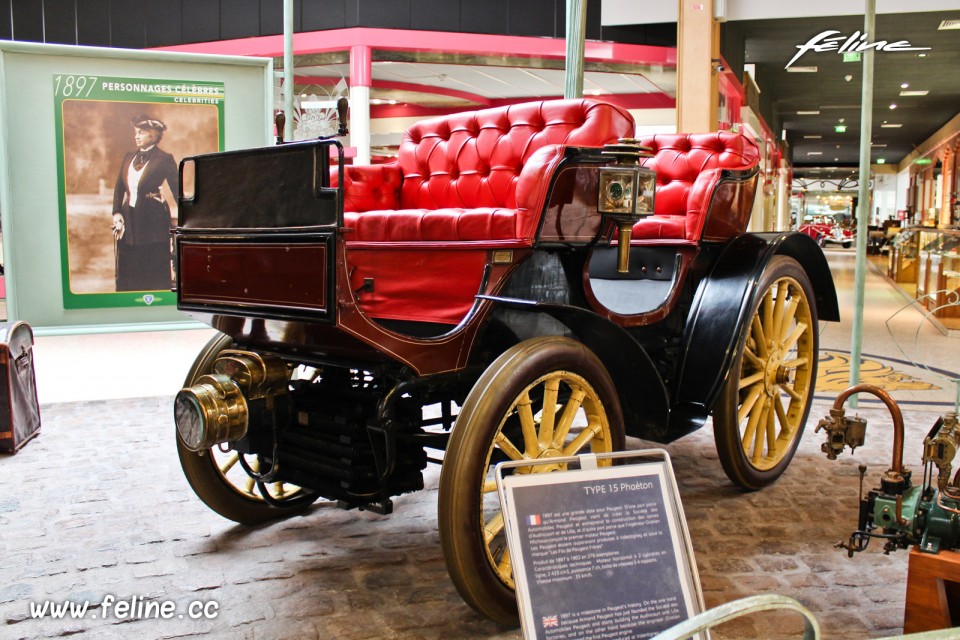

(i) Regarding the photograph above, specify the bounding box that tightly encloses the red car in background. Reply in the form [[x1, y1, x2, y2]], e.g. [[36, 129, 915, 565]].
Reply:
[[798, 215, 855, 248]]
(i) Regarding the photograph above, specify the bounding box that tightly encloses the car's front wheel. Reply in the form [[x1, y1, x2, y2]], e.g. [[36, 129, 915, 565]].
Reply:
[[438, 337, 625, 624]]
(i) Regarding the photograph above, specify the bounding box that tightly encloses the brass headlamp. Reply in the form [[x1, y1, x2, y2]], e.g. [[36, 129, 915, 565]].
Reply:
[[175, 351, 289, 452], [598, 139, 656, 273]]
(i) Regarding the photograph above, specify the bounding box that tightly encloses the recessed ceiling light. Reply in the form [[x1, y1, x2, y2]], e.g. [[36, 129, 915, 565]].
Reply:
[[834, 157, 839, 161], [839, 118, 845, 123], [901, 82, 909, 89], [938, 20, 960, 30], [807, 151, 823, 155], [900, 90, 929, 96], [881, 123, 903, 128], [877, 158, 886, 164], [889, 103, 897, 109], [797, 110, 821, 115], [787, 66, 818, 73], [803, 135, 822, 139], [918, 53, 928, 58]]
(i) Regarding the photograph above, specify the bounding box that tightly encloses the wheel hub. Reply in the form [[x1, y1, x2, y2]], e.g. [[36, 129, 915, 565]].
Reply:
[[763, 348, 783, 397], [534, 447, 565, 472]]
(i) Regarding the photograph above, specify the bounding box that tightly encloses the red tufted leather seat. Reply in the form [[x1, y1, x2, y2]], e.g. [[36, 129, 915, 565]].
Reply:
[[337, 99, 634, 244], [633, 132, 760, 243]]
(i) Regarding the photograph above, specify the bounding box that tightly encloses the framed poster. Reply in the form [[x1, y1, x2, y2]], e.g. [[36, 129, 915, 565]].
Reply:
[[497, 450, 705, 640], [53, 75, 225, 309]]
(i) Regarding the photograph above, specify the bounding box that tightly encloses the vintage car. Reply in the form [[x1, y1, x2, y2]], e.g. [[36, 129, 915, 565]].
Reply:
[[798, 215, 855, 248], [171, 98, 839, 623]]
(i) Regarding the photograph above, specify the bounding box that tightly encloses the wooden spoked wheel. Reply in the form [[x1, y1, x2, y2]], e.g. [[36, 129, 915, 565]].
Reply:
[[438, 337, 625, 624], [714, 256, 819, 490], [176, 333, 318, 524]]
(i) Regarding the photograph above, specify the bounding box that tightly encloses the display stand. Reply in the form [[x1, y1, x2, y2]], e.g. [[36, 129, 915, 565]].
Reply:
[[496, 449, 704, 640], [903, 546, 960, 633]]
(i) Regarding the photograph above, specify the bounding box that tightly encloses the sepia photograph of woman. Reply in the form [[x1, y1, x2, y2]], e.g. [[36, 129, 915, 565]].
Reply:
[[59, 98, 220, 303], [112, 115, 179, 292]]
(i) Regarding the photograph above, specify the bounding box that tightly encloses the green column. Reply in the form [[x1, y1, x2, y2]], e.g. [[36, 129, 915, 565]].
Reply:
[[564, 0, 587, 99], [849, 0, 876, 408]]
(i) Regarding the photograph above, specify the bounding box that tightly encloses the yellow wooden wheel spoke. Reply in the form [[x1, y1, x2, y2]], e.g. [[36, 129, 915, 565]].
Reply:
[[762, 288, 774, 337], [778, 296, 801, 343], [219, 451, 239, 475], [494, 432, 525, 461], [482, 479, 499, 494], [273, 482, 286, 498], [774, 395, 790, 439], [517, 392, 539, 456], [737, 383, 764, 424], [552, 387, 586, 448], [782, 321, 808, 353], [751, 401, 771, 464], [538, 378, 561, 448], [764, 399, 777, 458], [484, 512, 505, 545], [497, 550, 513, 580], [781, 356, 808, 370], [782, 383, 802, 402], [740, 392, 766, 449], [562, 422, 600, 457], [744, 346, 764, 369], [772, 283, 788, 340], [751, 314, 768, 357], [738, 371, 764, 390]]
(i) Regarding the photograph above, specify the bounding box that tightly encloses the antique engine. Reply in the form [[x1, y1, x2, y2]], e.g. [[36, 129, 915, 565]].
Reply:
[[817, 383, 960, 556]]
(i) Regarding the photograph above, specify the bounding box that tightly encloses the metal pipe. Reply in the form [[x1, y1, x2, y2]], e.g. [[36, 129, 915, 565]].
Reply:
[[563, 0, 587, 99], [848, 0, 876, 408], [283, 0, 294, 142], [832, 383, 904, 475]]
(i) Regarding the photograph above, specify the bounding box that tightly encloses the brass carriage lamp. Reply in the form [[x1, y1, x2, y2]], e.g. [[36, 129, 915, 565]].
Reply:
[[598, 139, 656, 273]]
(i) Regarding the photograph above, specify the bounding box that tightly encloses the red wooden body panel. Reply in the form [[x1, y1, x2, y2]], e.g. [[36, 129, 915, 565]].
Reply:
[[179, 241, 328, 312]]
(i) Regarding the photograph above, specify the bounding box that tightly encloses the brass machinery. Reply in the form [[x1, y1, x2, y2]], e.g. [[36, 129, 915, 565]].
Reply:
[[817, 383, 960, 556]]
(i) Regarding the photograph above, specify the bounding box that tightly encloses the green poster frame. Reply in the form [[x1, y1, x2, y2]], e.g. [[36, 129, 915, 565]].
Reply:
[[0, 41, 271, 333], [53, 75, 226, 309]]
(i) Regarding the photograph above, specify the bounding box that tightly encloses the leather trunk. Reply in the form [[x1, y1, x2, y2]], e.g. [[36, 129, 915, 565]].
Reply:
[[0, 321, 40, 453]]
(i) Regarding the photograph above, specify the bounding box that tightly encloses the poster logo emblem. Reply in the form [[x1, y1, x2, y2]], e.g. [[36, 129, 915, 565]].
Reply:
[[785, 30, 931, 69], [143, 295, 155, 305]]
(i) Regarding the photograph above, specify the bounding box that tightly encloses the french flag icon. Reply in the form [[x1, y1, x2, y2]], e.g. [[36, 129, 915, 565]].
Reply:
[[527, 514, 542, 526]]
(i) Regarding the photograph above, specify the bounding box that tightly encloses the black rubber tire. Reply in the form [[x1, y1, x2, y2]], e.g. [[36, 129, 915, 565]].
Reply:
[[176, 333, 317, 525], [713, 256, 819, 491], [438, 336, 625, 624]]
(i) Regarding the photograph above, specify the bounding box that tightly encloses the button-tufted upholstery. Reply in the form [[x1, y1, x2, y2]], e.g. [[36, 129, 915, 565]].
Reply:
[[338, 99, 634, 244], [633, 132, 760, 243]]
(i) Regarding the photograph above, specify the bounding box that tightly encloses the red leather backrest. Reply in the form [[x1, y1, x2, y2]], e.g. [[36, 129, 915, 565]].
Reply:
[[332, 163, 402, 212], [398, 99, 634, 210], [637, 132, 759, 217]]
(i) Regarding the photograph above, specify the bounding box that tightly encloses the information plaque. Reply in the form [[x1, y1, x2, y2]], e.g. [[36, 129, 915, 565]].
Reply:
[[496, 450, 704, 640]]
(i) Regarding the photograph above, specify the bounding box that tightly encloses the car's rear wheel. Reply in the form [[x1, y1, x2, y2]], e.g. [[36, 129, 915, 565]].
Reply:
[[176, 333, 318, 524], [713, 256, 818, 490], [438, 337, 625, 624]]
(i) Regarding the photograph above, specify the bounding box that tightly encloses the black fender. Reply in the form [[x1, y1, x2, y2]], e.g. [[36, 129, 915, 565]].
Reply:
[[478, 296, 670, 441], [670, 231, 839, 435]]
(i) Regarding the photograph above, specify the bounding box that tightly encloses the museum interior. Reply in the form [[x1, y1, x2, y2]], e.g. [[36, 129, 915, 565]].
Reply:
[[1, 1, 960, 639]]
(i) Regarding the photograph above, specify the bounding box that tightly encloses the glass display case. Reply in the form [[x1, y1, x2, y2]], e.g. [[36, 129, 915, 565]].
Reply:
[[888, 227, 960, 323], [924, 229, 960, 318], [888, 227, 920, 285]]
